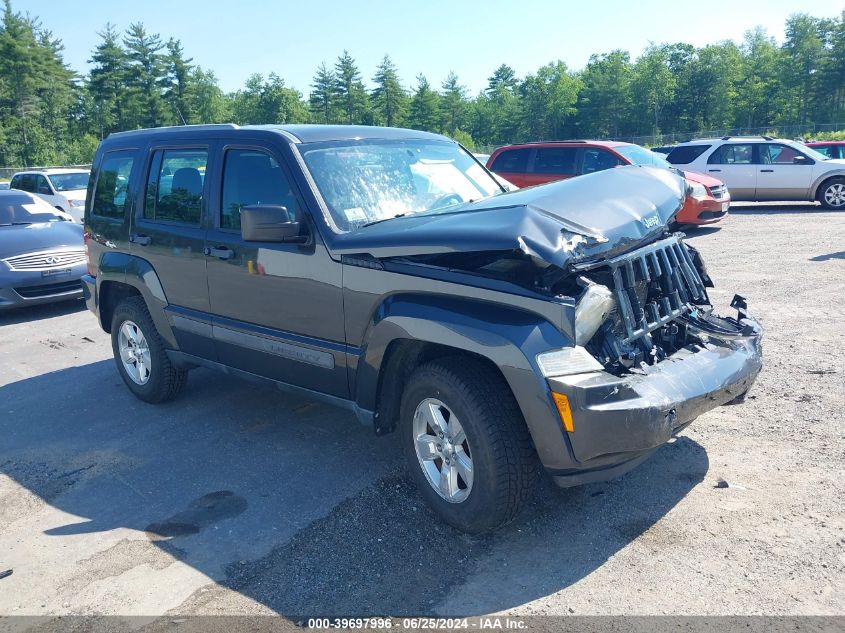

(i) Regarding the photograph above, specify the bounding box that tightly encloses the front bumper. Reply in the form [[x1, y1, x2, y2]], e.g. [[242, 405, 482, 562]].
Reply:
[[0, 264, 86, 310], [676, 195, 731, 225], [543, 313, 762, 486]]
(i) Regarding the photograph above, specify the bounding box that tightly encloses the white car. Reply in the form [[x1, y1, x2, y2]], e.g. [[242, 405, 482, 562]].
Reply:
[[9, 169, 90, 222], [665, 136, 845, 209]]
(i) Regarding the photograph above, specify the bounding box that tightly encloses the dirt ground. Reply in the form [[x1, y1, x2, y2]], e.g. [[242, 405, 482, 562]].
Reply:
[[0, 202, 842, 623]]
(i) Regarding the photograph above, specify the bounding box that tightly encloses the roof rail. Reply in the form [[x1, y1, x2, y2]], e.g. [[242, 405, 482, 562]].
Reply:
[[108, 123, 240, 138], [720, 135, 774, 141]]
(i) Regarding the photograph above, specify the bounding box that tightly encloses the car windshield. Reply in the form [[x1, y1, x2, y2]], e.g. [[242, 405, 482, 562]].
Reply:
[[47, 172, 90, 191], [616, 145, 672, 169], [299, 139, 503, 231], [0, 192, 67, 225]]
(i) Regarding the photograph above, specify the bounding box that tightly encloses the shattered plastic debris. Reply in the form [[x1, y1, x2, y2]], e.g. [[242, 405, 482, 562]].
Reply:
[[0, 569, 12, 580]]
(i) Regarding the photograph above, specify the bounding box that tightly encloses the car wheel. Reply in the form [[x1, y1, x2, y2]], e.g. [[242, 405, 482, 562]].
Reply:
[[111, 296, 187, 403], [400, 357, 538, 533], [818, 177, 845, 209]]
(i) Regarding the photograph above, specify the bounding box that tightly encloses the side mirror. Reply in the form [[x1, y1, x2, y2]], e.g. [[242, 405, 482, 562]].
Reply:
[[240, 205, 307, 243], [794, 155, 812, 164]]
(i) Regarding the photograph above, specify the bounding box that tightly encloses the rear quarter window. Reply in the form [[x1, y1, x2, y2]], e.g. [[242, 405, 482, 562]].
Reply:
[[490, 149, 531, 174], [666, 145, 711, 165]]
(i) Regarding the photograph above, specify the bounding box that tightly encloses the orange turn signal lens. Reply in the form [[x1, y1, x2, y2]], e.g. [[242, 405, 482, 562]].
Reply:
[[552, 392, 574, 433]]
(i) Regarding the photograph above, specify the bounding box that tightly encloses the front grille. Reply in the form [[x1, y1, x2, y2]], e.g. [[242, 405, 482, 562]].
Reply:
[[607, 236, 707, 344], [4, 249, 86, 271], [709, 184, 728, 200], [14, 280, 82, 299]]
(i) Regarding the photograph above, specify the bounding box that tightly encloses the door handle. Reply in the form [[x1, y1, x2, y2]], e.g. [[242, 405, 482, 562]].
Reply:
[[205, 246, 234, 260], [130, 234, 151, 246], [708, 169, 721, 172], [760, 169, 774, 173]]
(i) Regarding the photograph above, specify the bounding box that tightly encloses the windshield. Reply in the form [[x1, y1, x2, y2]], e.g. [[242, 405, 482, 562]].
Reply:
[[47, 172, 90, 192], [299, 139, 503, 231], [0, 192, 68, 225], [616, 145, 672, 169]]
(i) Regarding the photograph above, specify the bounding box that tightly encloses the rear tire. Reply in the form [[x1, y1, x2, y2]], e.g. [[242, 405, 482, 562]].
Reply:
[[399, 357, 538, 533], [818, 177, 845, 210], [110, 296, 187, 403]]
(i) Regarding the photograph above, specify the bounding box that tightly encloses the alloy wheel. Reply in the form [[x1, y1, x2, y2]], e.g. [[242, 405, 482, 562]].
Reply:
[[118, 320, 152, 385], [412, 398, 474, 503]]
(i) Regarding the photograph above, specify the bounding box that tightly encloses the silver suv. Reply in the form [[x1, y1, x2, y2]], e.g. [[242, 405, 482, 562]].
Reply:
[[665, 136, 845, 209]]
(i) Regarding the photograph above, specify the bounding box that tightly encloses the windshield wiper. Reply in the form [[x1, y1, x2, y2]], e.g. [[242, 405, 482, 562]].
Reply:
[[361, 213, 406, 228]]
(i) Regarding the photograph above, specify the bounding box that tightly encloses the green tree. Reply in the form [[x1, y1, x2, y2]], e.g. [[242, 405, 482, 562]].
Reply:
[[518, 61, 580, 140], [87, 23, 128, 137], [780, 14, 825, 125], [439, 72, 467, 134], [123, 22, 167, 128], [334, 50, 368, 124], [576, 50, 632, 137], [629, 45, 676, 135], [309, 62, 338, 123], [408, 74, 440, 131], [371, 55, 408, 127], [163, 38, 193, 124]]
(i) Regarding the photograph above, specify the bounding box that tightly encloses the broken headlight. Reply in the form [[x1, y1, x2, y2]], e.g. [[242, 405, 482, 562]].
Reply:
[[537, 346, 604, 377], [574, 280, 616, 346]]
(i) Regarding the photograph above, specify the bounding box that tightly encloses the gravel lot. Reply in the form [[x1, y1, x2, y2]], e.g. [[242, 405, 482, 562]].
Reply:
[[0, 203, 843, 622]]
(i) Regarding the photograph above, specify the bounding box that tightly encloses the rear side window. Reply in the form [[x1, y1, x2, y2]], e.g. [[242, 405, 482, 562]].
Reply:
[[92, 152, 136, 219], [707, 144, 753, 165], [582, 148, 623, 174], [666, 145, 711, 164], [14, 174, 36, 193], [221, 148, 298, 230], [144, 149, 207, 224], [534, 147, 577, 175], [490, 149, 531, 173]]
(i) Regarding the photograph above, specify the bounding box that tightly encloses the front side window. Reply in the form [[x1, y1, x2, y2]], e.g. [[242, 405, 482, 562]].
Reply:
[[582, 149, 623, 174], [707, 144, 754, 165], [490, 148, 531, 173], [534, 147, 577, 175], [144, 149, 207, 224], [300, 139, 502, 232], [221, 149, 298, 230], [615, 145, 671, 168], [35, 175, 52, 194], [760, 144, 804, 164], [92, 152, 135, 219]]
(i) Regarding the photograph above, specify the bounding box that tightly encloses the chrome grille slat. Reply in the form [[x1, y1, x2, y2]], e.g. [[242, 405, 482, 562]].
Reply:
[[606, 236, 707, 345], [3, 250, 86, 271]]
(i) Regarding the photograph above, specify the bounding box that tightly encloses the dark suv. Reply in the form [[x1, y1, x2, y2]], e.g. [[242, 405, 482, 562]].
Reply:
[[83, 124, 763, 533]]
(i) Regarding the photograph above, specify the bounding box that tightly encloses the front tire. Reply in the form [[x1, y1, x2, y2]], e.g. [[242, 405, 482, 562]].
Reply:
[[111, 296, 187, 403], [818, 177, 845, 210], [400, 357, 538, 533]]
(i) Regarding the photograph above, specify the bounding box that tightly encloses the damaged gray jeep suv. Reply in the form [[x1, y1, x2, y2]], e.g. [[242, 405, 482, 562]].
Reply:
[[82, 124, 762, 532]]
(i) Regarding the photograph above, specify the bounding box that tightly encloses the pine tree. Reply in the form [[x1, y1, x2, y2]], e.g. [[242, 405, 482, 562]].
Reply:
[[123, 22, 167, 128], [309, 62, 338, 123], [88, 24, 128, 137], [334, 50, 368, 124], [440, 72, 467, 134], [408, 74, 440, 131], [163, 38, 194, 125], [371, 55, 408, 127]]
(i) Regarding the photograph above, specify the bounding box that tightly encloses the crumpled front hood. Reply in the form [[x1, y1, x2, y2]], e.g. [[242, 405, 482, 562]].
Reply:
[[332, 166, 685, 269]]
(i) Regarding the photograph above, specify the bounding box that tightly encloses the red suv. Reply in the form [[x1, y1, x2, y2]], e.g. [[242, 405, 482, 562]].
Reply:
[[804, 141, 845, 159], [487, 141, 730, 226]]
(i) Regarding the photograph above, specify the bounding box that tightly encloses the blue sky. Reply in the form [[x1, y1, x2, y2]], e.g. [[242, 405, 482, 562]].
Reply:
[[22, 0, 845, 95]]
